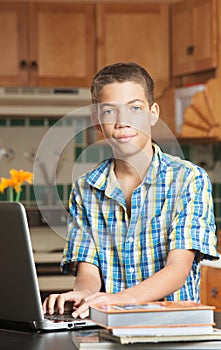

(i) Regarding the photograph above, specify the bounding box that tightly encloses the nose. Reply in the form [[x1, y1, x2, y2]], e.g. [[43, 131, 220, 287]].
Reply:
[[115, 105, 131, 128]]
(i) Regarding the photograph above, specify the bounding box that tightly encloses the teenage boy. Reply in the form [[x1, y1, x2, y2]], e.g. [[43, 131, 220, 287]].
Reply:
[[43, 62, 218, 319]]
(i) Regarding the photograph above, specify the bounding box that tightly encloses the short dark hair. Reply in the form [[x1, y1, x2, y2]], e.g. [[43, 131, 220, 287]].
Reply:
[[90, 62, 154, 106]]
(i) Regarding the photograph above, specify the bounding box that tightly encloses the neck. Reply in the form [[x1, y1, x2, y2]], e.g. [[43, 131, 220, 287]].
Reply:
[[113, 142, 153, 182]]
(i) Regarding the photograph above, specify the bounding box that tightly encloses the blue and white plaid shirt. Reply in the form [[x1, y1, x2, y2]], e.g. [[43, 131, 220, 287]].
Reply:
[[61, 144, 218, 302]]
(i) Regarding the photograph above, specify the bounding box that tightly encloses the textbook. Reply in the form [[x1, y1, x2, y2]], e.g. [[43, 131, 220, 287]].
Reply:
[[99, 328, 221, 345], [89, 301, 215, 329], [71, 329, 148, 350], [72, 330, 112, 350], [106, 325, 214, 337]]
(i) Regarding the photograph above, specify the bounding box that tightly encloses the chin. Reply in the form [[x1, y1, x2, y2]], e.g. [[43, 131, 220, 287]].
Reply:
[[114, 144, 147, 159]]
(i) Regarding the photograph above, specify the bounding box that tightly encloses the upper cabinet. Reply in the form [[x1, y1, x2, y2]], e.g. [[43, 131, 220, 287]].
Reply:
[[30, 2, 95, 87], [0, 1, 169, 93], [0, 2, 28, 86], [171, 0, 217, 76], [96, 3, 169, 99], [0, 2, 96, 87]]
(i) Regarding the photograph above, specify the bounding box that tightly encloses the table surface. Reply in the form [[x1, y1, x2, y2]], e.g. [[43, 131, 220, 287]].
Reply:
[[1, 328, 221, 350]]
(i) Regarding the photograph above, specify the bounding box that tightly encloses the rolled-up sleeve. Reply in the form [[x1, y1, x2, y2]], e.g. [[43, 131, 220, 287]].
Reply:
[[61, 183, 99, 275], [169, 167, 218, 261]]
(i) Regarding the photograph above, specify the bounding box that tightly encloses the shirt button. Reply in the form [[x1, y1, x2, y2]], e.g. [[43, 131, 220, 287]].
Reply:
[[129, 267, 134, 273], [128, 237, 134, 243]]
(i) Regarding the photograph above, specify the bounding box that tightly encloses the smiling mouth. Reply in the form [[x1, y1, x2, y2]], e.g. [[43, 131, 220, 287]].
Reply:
[[116, 135, 136, 143]]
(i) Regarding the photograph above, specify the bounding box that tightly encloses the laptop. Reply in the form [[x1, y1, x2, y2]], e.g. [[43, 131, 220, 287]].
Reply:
[[0, 201, 97, 331]]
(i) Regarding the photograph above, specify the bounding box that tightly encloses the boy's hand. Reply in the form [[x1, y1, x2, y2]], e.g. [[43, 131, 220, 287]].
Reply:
[[42, 290, 89, 315], [42, 262, 104, 317], [72, 291, 134, 319]]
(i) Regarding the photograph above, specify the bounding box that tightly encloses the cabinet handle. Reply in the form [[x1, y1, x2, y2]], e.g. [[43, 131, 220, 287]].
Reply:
[[30, 61, 38, 70], [211, 287, 219, 298], [186, 45, 194, 55], [19, 60, 28, 69]]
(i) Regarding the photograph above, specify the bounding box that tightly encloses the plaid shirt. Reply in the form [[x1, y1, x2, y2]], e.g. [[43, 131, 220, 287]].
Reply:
[[61, 144, 218, 302]]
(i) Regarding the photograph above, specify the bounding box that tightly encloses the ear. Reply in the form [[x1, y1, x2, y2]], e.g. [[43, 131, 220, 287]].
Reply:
[[150, 103, 160, 126], [91, 113, 102, 133]]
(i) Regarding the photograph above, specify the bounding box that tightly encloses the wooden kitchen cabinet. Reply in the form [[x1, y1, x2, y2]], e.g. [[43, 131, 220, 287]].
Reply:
[[171, 0, 217, 77], [201, 265, 221, 311], [0, 2, 28, 86], [96, 2, 170, 100], [0, 1, 95, 87], [0, 1, 170, 94]]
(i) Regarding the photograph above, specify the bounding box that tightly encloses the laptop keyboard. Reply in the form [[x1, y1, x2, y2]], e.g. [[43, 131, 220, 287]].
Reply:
[[45, 313, 77, 322]]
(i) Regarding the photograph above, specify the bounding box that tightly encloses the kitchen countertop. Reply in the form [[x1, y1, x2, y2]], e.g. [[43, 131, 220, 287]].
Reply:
[[201, 255, 221, 269], [33, 251, 63, 263], [1, 328, 221, 350]]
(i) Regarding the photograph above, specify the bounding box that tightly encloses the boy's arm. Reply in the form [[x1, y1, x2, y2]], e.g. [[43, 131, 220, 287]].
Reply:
[[42, 262, 102, 315], [119, 249, 195, 301], [72, 249, 195, 318]]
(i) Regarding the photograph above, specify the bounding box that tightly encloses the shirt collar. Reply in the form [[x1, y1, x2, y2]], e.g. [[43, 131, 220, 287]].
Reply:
[[105, 162, 120, 197], [87, 159, 113, 191]]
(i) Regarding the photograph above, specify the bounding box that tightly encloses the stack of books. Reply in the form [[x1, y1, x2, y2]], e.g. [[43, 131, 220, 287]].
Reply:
[[89, 300, 215, 333], [72, 328, 221, 350], [72, 329, 150, 350], [72, 301, 221, 349]]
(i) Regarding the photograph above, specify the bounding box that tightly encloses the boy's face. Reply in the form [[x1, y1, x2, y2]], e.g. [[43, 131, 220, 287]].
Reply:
[[93, 81, 159, 158]]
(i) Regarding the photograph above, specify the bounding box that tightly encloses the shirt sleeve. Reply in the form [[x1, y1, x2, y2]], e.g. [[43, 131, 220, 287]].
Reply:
[[169, 166, 219, 261], [60, 182, 99, 275]]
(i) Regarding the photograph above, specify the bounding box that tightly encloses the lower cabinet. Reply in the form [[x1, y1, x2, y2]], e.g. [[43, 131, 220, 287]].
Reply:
[[200, 265, 221, 311]]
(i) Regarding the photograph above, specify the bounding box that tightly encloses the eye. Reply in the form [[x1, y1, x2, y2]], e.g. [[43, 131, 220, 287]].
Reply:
[[130, 105, 143, 113], [100, 107, 117, 119], [103, 108, 114, 115]]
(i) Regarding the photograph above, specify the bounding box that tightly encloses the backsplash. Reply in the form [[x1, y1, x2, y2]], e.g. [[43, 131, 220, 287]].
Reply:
[[1, 117, 221, 229], [0, 116, 110, 207]]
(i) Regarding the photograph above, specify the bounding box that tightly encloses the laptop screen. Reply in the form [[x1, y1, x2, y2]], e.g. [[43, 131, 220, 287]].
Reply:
[[0, 202, 44, 323], [0, 202, 97, 331]]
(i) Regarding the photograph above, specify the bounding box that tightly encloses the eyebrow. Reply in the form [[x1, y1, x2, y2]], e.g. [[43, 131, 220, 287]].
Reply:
[[99, 103, 115, 108], [100, 99, 145, 107], [127, 99, 145, 104]]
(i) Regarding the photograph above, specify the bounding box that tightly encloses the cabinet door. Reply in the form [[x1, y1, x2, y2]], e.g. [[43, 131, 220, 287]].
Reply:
[[96, 3, 169, 99], [29, 2, 96, 87], [200, 266, 221, 311], [0, 2, 28, 86], [172, 0, 217, 76]]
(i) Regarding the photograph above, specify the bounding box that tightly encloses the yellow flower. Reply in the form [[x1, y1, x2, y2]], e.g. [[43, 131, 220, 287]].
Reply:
[[0, 169, 33, 201], [9, 169, 33, 192], [0, 177, 14, 192]]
